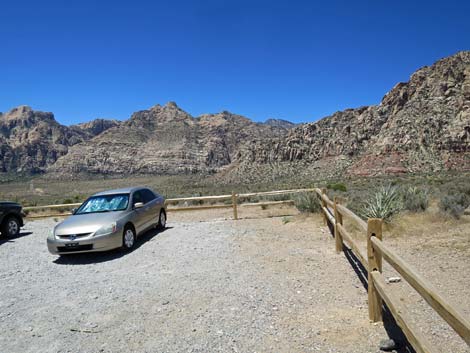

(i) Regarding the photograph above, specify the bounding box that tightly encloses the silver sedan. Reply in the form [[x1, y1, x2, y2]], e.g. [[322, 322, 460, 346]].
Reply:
[[47, 187, 166, 255]]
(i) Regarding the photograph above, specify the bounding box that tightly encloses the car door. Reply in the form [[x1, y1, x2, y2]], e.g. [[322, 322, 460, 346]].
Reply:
[[131, 190, 147, 234], [141, 188, 159, 228]]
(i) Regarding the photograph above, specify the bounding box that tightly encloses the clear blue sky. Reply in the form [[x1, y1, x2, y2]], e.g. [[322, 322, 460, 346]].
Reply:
[[1, 0, 469, 125]]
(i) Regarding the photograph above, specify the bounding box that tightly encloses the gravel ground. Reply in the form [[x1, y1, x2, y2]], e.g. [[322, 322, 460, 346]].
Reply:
[[1, 211, 392, 353]]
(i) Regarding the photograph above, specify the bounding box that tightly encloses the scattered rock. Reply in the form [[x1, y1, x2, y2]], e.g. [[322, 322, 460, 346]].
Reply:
[[379, 338, 397, 351]]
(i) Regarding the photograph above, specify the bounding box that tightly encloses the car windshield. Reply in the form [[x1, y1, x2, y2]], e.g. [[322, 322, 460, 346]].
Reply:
[[75, 193, 129, 214]]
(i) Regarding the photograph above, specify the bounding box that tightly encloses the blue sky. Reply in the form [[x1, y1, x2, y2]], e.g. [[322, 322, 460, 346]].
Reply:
[[1, 0, 469, 125]]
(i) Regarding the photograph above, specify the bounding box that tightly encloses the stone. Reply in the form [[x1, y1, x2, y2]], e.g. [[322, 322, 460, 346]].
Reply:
[[379, 338, 398, 351]]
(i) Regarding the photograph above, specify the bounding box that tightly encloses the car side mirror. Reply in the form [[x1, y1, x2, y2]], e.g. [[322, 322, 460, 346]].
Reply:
[[134, 202, 144, 209], [71, 208, 78, 215]]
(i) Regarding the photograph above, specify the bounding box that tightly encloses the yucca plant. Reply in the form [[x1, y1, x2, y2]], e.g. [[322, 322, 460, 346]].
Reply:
[[361, 185, 402, 222], [402, 186, 429, 212]]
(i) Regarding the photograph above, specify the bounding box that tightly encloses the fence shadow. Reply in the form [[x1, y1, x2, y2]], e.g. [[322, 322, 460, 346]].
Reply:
[[342, 244, 415, 353]]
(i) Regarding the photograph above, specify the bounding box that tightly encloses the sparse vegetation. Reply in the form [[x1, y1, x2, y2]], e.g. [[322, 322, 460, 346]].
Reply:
[[327, 182, 347, 192], [282, 216, 291, 224], [294, 192, 321, 213], [439, 193, 470, 219], [361, 185, 402, 222], [401, 186, 429, 212]]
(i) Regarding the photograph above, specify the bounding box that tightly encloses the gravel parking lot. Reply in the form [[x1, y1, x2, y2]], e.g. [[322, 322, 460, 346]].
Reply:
[[0, 213, 390, 353]]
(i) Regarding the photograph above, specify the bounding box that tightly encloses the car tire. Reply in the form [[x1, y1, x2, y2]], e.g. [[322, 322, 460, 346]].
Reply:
[[1, 216, 20, 238], [122, 226, 136, 251], [157, 210, 166, 230]]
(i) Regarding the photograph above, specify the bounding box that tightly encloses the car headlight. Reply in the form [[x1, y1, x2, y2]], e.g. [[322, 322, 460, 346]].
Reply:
[[48, 228, 55, 239], [94, 222, 117, 236]]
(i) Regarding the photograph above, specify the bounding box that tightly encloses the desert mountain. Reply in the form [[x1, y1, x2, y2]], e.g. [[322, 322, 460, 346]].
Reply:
[[0, 106, 119, 173], [229, 51, 470, 182], [2, 51, 469, 180], [48, 102, 291, 176]]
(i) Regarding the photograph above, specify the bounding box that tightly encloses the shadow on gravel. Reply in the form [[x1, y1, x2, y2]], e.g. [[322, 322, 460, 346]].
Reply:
[[343, 246, 415, 353], [0, 231, 33, 246], [52, 226, 173, 265]]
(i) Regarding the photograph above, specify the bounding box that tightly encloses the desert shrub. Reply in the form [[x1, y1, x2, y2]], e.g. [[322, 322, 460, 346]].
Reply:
[[327, 182, 347, 192], [294, 192, 321, 213], [266, 194, 291, 202], [282, 216, 291, 224], [439, 193, 470, 219], [361, 185, 402, 222], [63, 198, 74, 204], [401, 186, 429, 212]]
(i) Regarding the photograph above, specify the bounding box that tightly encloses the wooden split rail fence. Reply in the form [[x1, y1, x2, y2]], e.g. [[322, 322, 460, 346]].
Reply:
[[314, 188, 470, 353], [23, 188, 317, 219]]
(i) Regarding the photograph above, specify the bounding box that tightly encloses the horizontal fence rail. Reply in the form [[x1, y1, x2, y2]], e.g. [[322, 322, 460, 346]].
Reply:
[[314, 188, 470, 352], [23, 188, 315, 219]]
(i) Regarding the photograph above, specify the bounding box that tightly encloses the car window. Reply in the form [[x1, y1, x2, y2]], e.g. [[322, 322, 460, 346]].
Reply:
[[142, 189, 156, 204], [76, 194, 129, 214], [132, 191, 143, 205]]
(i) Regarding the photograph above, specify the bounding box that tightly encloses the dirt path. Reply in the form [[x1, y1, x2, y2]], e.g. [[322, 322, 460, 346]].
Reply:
[[0, 210, 390, 353]]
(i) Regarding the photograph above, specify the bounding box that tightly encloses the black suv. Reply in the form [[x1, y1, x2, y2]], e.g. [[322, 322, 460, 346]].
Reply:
[[0, 202, 24, 238]]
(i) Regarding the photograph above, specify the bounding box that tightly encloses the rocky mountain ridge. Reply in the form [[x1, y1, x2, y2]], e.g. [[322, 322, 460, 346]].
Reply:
[[229, 51, 470, 181], [1, 51, 469, 180], [0, 106, 119, 173], [49, 102, 290, 176]]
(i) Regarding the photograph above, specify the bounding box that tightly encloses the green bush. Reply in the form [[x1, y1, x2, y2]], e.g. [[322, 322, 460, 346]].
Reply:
[[361, 185, 402, 222], [327, 182, 347, 192], [401, 186, 429, 212], [439, 193, 470, 219], [294, 192, 321, 213]]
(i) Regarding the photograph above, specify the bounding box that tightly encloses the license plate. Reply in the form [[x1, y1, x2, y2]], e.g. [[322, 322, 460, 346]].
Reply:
[[65, 242, 79, 247]]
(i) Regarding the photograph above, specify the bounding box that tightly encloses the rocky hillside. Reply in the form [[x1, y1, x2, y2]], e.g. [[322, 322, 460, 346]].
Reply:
[[229, 51, 470, 181], [2, 51, 468, 180], [48, 102, 291, 176], [0, 106, 119, 174]]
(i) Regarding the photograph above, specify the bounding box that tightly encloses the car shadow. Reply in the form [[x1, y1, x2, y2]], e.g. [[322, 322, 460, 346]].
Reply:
[[53, 226, 173, 265], [0, 231, 33, 246]]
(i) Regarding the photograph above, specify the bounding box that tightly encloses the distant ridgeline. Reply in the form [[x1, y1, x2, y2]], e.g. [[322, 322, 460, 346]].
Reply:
[[1, 51, 469, 181]]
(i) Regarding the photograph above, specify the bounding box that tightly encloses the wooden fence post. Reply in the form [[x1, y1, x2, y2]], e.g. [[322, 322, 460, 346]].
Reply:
[[334, 197, 343, 253], [367, 218, 383, 322], [232, 191, 238, 220], [321, 188, 327, 225]]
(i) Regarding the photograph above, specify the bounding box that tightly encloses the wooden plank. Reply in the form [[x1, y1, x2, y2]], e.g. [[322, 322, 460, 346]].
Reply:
[[367, 218, 383, 322], [23, 203, 82, 211], [337, 223, 368, 267], [26, 213, 72, 219], [372, 237, 470, 345], [238, 188, 316, 198], [240, 200, 295, 207], [166, 194, 232, 203], [321, 193, 335, 208], [322, 206, 335, 225], [336, 204, 368, 233], [232, 191, 238, 220], [167, 205, 233, 212], [334, 197, 343, 253], [371, 271, 439, 353]]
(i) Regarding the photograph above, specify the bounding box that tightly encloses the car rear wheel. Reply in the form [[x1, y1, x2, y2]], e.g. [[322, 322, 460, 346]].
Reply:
[[157, 210, 166, 230], [1, 217, 20, 238], [122, 226, 136, 250]]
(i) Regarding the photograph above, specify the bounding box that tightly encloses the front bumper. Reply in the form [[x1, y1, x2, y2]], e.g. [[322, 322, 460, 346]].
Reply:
[[47, 231, 122, 255]]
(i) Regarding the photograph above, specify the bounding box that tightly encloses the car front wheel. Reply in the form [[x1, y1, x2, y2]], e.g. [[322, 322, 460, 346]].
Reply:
[[157, 210, 166, 230], [1, 217, 20, 238], [122, 226, 136, 250]]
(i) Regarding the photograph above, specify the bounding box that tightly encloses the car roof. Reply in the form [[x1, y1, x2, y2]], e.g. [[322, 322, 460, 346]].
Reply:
[[92, 186, 147, 196]]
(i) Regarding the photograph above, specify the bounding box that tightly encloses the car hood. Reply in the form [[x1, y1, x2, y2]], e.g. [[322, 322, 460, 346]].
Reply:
[[54, 211, 126, 236]]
